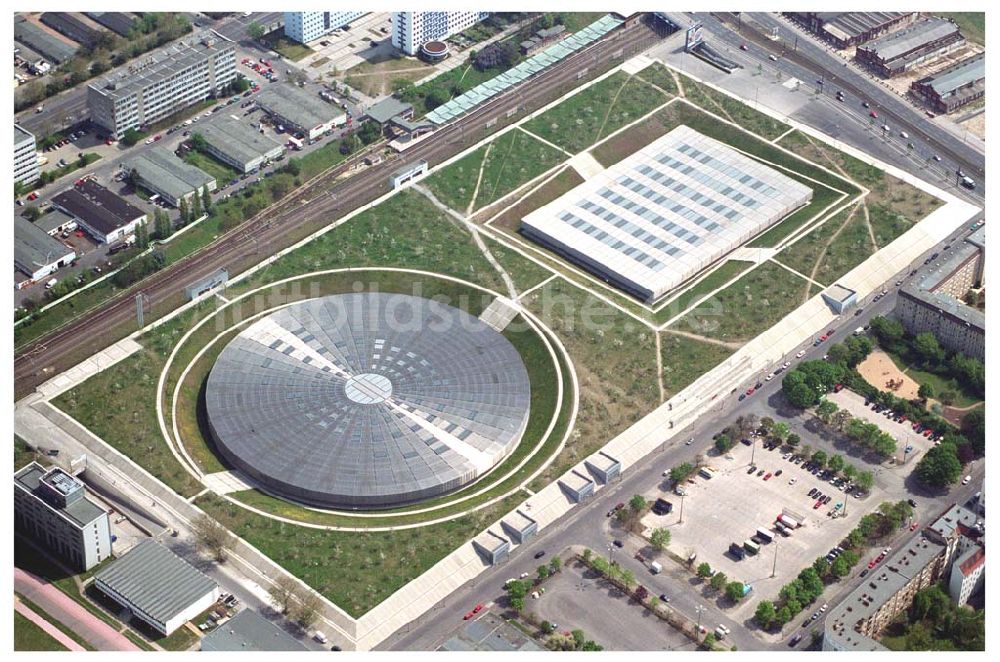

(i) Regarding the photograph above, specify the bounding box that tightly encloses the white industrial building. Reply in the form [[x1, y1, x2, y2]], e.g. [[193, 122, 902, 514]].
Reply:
[[15, 124, 40, 187], [88, 30, 237, 139], [522, 125, 813, 301], [14, 216, 77, 283], [391, 11, 490, 56], [94, 539, 220, 636], [283, 11, 366, 43]]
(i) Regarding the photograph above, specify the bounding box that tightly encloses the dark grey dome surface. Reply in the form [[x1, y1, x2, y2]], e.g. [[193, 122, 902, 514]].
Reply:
[[205, 293, 531, 508]]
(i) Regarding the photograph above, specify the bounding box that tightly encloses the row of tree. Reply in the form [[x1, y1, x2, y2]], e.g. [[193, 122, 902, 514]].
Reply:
[[752, 500, 913, 630], [694, 562, 749, 603], [814, 398, 896, 459]]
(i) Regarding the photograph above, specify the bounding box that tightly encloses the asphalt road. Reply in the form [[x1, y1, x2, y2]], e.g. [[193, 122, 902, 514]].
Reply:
[[693, 13, 984, 202], [379, 211, 984, 651], [13, 18, 666, 399]]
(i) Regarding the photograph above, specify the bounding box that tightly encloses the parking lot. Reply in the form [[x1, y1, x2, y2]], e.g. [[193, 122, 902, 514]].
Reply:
[[297, 12, 394, 78], [827, 389, 937, 463], [650, 441, 884, 610], [527, 560, 695, 651]]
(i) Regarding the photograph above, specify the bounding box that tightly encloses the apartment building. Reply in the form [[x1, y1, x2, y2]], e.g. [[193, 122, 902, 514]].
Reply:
[[894, 226, 985, 361], [391, 12, 490, 56], [15, 123, 40, 187], [824, 504, 981, 651], [14, 462, 112, 572], [283, 11, 366, 43], [88, 30, 237, 139]]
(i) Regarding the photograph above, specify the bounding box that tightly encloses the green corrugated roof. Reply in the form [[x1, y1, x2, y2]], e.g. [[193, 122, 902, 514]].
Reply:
[[426, 14, 623, 125]]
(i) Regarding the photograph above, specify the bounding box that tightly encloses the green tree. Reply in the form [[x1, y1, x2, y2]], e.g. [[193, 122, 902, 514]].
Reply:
[[868, 315, 904, 344], [828, 454, 845, 474], [135, 221, 149, 250], [816, 399, 838, 423], [710, 571, 728, 592], [121, 128, 144, 146], [754, 600, 776, 629], [179, 198, 190, 225], [702, 633, 717, 650], [811, 450, 828, 467], [548, 556, 561, 574], [786, 433, 801, 448], [537, 565, 550, 581], [918, 382, 934, 401], [191, 189, 202, 219], [961, 409, 985, 456], [247, 21, 266, 40], [190, 132, 208, 152], [201, 184, 212, 212], [697, 562, 713, 579], [670, 463, 694, 482], [772, 422, 790, 443], [22, 206, 41, 221], [775, 606, 792, 626], [916, 444, 962, 488], [629, 494, 648, 514], [620, 569, 635, 591], [650, 528, 670, 551], [783, 371, 819, 408], [913, 332, 945, 366], [715, 434, 734, 453], [725, 581, 746, 602], [831, 555, 851, 578]]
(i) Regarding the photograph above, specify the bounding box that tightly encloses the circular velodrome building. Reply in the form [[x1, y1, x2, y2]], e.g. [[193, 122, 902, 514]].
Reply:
[[205, 293, 531, 508]]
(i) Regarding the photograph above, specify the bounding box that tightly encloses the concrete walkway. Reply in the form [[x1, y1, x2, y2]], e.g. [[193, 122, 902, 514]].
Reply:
[[14, 567, 141, 651], [35, 337, 142, 400]]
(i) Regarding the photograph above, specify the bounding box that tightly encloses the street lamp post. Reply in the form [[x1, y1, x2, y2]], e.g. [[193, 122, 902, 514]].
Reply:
[[679, 493, 685, 524], [695, 604, 706, 634], [771, 537, 779, 577]]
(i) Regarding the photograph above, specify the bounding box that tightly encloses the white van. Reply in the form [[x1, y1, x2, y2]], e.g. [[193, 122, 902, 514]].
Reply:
[[313, 632, 328, 644], [45, 278, 58, 289], [650, 561, 663, 574]]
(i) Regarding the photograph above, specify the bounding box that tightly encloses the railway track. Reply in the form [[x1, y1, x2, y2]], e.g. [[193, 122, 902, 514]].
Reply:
[[14, 18, 664, 399]]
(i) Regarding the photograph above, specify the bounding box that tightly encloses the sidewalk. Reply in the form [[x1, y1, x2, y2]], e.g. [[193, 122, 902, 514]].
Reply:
[[14, 567, 140, 651]]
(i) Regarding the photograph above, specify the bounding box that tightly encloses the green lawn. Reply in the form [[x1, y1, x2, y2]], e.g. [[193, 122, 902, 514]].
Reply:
[[669, 261, 811, 343], [15, 594, 95, 650], [198, 491, 524, 618], [660, 332, 735, 396], [635, 62, 679, 96], [425, 129, 567, 214], [524, 277, 660, 490], [53, 346, 203, 497], [14, 610, 68, 651], [263, 32, 312, 61], [523, 70, 671, 153], [15, 435, 39, 470], [489, 166, 584, 233], [656, 260, 754, 323], [936, 13, 984, 45], [775, 203, 875, 287], [184, 150, 242, 187], [293, 138, 351, 180]]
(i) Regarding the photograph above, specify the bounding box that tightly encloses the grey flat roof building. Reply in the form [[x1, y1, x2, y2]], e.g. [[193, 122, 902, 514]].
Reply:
[[365, 96, 414, 125], [14, 15, 78, 63], [206, 293, 531, 508], [84, 12, 138, 37], [95, 539, 219, 635], [14, 216, 77, 281], [200, 609, 308, 651], [196, 119, 285, 174], [857, 17, 964, 76], [35, 208, 78, 235], [124, 146, 216, 206], [256, 83, 345, 139]]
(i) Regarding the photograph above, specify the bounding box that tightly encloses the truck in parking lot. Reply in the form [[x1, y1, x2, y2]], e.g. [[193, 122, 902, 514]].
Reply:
[[650, 561, 662, 574], [778, 514, 800, 529], [756, 527, 774, 543], [729, 542, 746, 559], [744, 539, 760, 555], [698, 467, 716, 480]]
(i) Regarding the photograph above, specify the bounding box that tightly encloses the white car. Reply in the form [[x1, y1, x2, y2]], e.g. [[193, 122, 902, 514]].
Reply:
[[796, 350, 806, 359], [962, 475, 972, 485], [899, 131, 909, 139], [782, 361, 791, 369], [686, 438, 694, 445], [789, 477, 797, 485], [765, 373, 775, 381]]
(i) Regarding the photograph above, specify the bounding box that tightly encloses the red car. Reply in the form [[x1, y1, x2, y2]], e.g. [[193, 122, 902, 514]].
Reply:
[[473, 603, 484, 614], [746, 387, 755, 396], [814, 500, 823, 509], [153, 134, 162, 141], [869, 111, 878, 118], [463, 611, 475, 620], [763, 472, 772, 481], [909, 522, 918, 531], [868, 558, 877, 569], [833, 384, 844, 393], [923, 429, 933, 437], [27, 192, 38, 201]]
